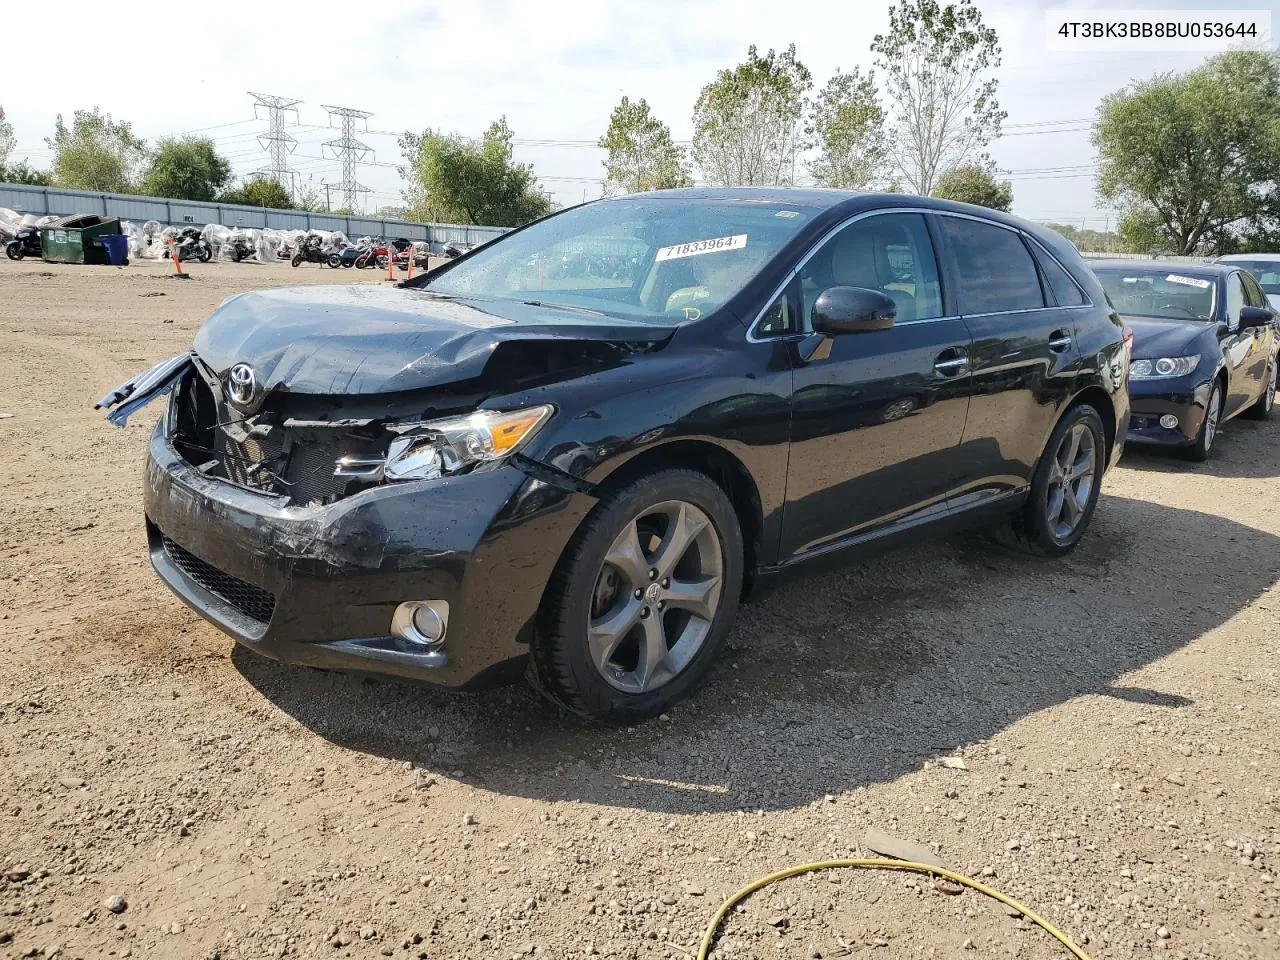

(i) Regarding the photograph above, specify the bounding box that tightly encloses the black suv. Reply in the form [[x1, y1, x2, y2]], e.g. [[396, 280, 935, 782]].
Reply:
[[100, 189, 1130, 723]]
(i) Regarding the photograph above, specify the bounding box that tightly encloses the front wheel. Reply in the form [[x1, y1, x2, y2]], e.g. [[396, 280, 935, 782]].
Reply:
[[1242, 359, 1276, 421], [1182, 381, 1223, 461], [291, 254, 303, 267], [6, 241, 24, 260], [994, 403, 1105, 557], [198, 246, 212, 263], [531, 469, 743, 724], [327, 254, 342, 268]]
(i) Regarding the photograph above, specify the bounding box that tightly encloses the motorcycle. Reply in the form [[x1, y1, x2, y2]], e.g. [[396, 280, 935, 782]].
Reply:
[[227, 234, 257, 263], [291, 234, 331, 267], [5, 225, 42, 261], [339, 237, 377, 268], [169, 227, 212, 263], [442, 241, 473, 259]]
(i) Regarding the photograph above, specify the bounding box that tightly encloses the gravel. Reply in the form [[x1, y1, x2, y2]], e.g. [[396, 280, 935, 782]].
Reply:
[[0, 259, 1277, 958]]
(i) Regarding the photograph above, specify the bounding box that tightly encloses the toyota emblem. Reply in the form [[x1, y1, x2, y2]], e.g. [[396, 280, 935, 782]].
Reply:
[[227, 363, 258, 407]]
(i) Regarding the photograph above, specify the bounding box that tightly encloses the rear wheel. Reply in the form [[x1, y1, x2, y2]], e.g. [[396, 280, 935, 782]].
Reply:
[[327, 254, 342, 268], [532, 469, 743, 724], [6, 241, 23, 261], [1182, 381, 1223, 461], [994, 404, 1105, 557], [1241, 359, 1276, 421]]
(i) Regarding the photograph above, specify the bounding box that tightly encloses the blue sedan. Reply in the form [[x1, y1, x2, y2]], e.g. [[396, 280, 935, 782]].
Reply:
[[1091, 260, 1277, 461]]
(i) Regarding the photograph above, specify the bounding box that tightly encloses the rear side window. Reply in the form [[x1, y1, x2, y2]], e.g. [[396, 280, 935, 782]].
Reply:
[[939, 217, 1045, 314], [1030, 243, 1086, 306]]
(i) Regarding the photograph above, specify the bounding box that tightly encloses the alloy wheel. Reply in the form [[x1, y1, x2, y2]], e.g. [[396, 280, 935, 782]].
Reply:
[[1045, 422, 1097, 540], [1203, 386, 1221, 452], [587, 500, 723, 694]]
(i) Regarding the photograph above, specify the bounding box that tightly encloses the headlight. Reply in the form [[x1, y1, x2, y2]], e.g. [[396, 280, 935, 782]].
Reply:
[[381, 405, 554, 481], [1129, 355, 1199, 379]]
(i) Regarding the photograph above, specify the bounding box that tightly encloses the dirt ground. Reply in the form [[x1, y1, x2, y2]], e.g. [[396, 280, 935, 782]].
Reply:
[[1, 258, 1277, 960]]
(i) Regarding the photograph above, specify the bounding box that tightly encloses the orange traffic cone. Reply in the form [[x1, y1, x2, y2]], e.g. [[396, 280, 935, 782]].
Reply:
[[168, 239, 189, 279]]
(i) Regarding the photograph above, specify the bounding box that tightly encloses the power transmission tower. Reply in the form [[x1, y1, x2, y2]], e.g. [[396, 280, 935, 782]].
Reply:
[[320, 105, 374, 213], [248, 91, 302, 193]]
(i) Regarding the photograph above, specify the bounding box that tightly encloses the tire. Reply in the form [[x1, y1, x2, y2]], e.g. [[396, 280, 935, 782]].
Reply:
[[291, 254, 303, 268], [6, 241, 23, 261], [342, 260, 353, 268], [1241, 358, 1276, 421], [231, 249, 243, 263], [327, 254, 342, 268], [355, 256, 368, 269], [122, 258, 129, 267], [994, 403, 1105, 557], [1182, 381, 1223, 461], [198, 246, 212, 263], [531, 468, 744, 724]]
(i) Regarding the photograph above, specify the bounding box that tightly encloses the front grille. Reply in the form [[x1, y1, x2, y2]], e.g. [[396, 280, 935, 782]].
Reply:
[[171, 368, 381, 506], [161, 535, 277, 624]]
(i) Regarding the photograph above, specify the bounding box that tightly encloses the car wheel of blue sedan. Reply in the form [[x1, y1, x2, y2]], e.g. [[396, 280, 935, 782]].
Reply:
[[533, 468, 743, 724], [1183, 382, 1223, 462], [1242, 360, 1276, 421]]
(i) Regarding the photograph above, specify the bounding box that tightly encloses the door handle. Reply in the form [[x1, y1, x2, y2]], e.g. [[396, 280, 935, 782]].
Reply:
[[1048, 330, 1073, 353], [933, 349, 969, 377]]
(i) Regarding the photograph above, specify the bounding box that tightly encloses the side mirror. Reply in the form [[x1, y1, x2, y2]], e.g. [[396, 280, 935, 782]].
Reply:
[[812, 286, 897, 334], [1239, 305, 1274, 329]]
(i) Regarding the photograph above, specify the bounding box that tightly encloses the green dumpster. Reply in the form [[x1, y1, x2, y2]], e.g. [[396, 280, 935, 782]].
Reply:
[[39, 214, 123, 265]]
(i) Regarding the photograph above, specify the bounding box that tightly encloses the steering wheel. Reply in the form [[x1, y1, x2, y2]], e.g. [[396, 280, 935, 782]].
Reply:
[[1156, 302, 1200, 318]]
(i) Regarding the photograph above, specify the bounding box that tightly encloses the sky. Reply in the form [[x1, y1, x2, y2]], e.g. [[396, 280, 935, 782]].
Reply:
[[4, 0, 1276, 227]]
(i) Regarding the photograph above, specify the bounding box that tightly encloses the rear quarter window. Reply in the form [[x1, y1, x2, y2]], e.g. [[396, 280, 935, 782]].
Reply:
[[939, 216, 1045, 314]]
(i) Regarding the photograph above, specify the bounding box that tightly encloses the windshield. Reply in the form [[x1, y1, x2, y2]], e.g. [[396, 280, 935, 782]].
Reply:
[[1222, 259, 1280, 295], [417, 198, 816, 324], [1095, 269, 1216, 321]]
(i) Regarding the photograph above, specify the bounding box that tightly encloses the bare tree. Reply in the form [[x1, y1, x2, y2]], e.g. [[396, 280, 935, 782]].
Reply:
[[872, 0, 1005, 195]]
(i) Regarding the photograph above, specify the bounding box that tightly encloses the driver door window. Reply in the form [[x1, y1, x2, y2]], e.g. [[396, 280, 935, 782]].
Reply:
[[797, 213, 943, 329]]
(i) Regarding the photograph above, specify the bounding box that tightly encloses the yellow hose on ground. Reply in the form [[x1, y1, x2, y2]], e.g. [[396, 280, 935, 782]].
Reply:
[[698, 858, 1091, 960]]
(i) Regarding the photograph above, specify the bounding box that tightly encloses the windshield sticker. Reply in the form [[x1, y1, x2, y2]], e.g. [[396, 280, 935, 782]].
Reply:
[[655, 234, 748, 262], [1166, 274, 1212, 289]]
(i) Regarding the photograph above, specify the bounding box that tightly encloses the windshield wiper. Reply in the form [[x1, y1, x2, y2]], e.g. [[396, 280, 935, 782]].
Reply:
[[521, 300, 613, 318]]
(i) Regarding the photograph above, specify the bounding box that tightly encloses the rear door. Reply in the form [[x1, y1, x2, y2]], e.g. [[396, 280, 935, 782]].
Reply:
[[933, 214, 1084, 501], [778, 210, 973, 560]]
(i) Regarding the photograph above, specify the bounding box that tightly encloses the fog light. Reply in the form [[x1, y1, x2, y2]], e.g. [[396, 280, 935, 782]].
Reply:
[[1159, 414, 1179, 429], [391, 600, 450, 647]]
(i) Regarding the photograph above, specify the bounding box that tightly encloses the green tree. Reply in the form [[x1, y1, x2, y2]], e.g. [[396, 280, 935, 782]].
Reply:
[[872, 0, 1005, 195], [1095, 50, 1280, 255], [47, 108, 147, 193], [219, 178, 293, 209], [692, 44, 812, 186], [291, 184, 326, 212], [2, 161, 52, 186], [807, 68, 887, 189], [598, 96, 692, 195], [0, 106, 14, 170], [931, 162, 1012, 211], [400, 117, 551, 226], [141, 136, 231, 201], [1115, 206, 1173, 255]]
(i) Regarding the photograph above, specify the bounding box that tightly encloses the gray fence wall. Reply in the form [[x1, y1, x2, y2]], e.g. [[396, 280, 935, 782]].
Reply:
[[0, 182, 509, 254]]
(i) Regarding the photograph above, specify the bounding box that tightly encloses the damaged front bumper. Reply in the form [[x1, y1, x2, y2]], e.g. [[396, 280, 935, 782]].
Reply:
[[142, 421, 595, 688]]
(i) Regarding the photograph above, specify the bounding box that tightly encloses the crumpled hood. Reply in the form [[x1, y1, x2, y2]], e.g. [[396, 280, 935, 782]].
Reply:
[[191, 285, 673, 395], [1121, 315, 1210, 360]]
